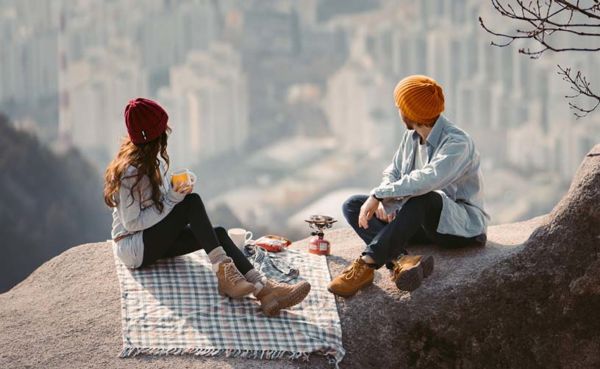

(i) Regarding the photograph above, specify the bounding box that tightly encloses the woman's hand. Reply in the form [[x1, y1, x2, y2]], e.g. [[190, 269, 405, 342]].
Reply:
[[173, 182, 194, 195], [358, 195, 380, 229]]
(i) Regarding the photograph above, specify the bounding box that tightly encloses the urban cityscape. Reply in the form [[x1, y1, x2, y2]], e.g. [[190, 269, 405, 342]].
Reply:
[[2, 0, 599, 241]]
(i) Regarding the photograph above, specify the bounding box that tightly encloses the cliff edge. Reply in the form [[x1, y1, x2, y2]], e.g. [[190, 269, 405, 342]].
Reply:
[[1, 145, 599, 369]]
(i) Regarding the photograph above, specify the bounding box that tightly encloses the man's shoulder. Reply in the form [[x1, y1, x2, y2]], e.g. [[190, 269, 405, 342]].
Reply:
[[440, 118, 474, 145], [396, 129, 413, 149]]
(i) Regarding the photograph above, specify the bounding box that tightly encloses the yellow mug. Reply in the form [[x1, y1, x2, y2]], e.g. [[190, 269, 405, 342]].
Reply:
[[171, 169, 197, 188]]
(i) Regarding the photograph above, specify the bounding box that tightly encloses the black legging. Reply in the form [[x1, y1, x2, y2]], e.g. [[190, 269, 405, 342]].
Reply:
[[141, 192, 254, 274]]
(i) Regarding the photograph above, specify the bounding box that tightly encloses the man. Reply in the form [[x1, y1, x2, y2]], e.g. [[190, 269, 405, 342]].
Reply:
[[328, 75, 490, 297]]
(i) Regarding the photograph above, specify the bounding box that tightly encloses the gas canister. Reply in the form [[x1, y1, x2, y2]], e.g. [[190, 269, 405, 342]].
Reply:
[[308, 233, 331, 255], [305, 215, 337, 256]]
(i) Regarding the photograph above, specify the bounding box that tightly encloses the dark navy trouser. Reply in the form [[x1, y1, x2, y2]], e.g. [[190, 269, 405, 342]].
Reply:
[[342, 192, 487, 267]]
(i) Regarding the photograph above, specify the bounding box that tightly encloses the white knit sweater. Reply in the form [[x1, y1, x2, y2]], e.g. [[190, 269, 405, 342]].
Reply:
[[110, 160, 186, 268]]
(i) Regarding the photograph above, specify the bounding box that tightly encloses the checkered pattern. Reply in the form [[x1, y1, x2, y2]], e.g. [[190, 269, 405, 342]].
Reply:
[[112, 241, 344, 366]]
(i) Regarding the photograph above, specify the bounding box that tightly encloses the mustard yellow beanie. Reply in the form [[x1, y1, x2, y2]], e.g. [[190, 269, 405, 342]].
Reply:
[[394, 75, 445, 124]]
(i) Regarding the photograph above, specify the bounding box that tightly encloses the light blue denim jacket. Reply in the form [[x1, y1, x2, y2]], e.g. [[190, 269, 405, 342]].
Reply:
[[370, 115, 490, 237]]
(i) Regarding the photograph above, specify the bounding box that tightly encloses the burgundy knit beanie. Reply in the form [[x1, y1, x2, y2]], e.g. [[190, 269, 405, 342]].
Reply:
[[124, 97, 168, 144]]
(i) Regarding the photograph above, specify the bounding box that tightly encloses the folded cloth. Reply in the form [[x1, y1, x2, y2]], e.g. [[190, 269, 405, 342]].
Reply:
[[111, 240, 345, 367], [245, 244, 300, 282]]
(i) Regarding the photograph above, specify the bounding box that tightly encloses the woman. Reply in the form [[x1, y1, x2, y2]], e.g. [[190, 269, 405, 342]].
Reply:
[[104, 97, 310, 316]]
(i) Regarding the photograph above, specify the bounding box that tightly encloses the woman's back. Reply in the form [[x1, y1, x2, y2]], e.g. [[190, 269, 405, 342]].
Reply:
[[111, 160, 175, 268]]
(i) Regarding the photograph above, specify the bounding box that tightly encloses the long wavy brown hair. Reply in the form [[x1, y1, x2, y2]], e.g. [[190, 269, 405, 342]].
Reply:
[[104, 126, 172, 213]]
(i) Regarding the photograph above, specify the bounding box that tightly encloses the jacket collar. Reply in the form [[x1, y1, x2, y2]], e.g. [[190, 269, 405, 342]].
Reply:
[[411, 114, 448, 149]]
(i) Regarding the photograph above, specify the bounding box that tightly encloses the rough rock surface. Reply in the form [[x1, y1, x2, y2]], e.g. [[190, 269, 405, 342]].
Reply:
[[1, 145, 598, 369], [393, 144, 600, 369]]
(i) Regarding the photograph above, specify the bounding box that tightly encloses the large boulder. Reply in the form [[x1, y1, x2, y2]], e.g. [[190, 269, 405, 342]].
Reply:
[[392, 144, 600, 369], [292, 209, 544, 369], [309, 144, 600, 369], [1, 145, 598, 369]]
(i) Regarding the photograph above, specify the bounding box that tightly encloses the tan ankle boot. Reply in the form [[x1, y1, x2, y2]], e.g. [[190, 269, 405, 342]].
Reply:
[[391, 255, 434, 292], [215, 258, 255, 299], [256, 279, 311, 317], [327, 258, 374, 297]]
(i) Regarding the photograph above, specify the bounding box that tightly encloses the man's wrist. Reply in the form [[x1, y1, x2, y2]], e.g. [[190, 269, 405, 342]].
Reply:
[[369, 187, 383, 201]]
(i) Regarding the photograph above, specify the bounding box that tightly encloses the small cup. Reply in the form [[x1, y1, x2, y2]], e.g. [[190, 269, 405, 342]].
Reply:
[[171, 168, 197, 187], [228, 228, 253, 249]]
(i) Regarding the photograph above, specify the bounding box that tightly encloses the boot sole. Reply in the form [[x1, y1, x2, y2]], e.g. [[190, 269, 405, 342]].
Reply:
[[327, 275, 374, 298], [262, 281, 311, 317], [421, 255, 434, 278], [218, 283, 256, 299], [395, 264, 423, 292]]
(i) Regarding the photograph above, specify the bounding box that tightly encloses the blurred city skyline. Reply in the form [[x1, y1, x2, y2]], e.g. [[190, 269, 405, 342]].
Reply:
[[1, 0, 599, 241]]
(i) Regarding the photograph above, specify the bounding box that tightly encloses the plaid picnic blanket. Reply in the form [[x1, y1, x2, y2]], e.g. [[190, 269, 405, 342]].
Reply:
[[111, 241, 345, 367]]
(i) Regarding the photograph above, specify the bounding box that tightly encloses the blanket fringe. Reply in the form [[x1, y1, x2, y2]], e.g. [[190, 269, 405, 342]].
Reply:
[[120, 346, 340, 367]]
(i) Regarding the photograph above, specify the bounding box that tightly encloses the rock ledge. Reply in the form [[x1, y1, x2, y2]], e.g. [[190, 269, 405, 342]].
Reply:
[[1, 145, 599, 369]]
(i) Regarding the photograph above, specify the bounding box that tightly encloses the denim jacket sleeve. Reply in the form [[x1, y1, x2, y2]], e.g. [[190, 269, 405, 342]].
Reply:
[[371, 137, 471, 199], [378, 131, 407, 186], [379, 148, 401, 186], [117, 165, 186, 232]]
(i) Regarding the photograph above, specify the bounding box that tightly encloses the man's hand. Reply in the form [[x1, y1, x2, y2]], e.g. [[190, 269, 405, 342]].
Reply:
[[375, 202, 396, 223], [359, 195, 380, 229]]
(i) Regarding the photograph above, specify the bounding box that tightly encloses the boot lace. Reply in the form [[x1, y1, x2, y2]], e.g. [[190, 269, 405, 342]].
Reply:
[[223, 262, 245, 284], [343, 260, 366, 281]]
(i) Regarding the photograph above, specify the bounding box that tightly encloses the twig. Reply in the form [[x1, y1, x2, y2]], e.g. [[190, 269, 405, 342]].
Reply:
[[480, 0, 600, 116], [558, 65, 600, 118]]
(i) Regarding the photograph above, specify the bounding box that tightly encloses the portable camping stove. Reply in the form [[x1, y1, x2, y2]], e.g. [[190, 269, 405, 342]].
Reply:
[[305, 215, 337, 255]]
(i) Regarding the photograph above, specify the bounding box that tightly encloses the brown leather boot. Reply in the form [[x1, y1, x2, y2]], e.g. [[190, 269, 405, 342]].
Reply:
[[327, 258, 375, 297], [215, 258, 256, 299], [256, 279, 311, 317], [391, 255, 434, 292]]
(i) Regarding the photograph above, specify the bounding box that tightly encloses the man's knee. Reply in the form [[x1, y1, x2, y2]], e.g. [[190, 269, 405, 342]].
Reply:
[[402, 192, 443, 230], [405, 191, 441, 208], [342, 194, 367, 214]]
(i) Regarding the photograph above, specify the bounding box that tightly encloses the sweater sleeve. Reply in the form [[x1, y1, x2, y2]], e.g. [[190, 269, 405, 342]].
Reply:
[[116, 166, 186, 232]]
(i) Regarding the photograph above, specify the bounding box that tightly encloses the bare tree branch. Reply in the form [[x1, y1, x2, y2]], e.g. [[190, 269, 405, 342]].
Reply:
[[480, 0, 600, 117], [558, 65, 600, 118]]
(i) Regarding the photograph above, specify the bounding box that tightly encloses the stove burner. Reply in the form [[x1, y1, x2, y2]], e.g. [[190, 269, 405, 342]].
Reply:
[[305, 215, 337, 228]]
